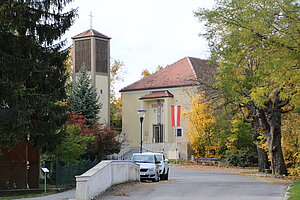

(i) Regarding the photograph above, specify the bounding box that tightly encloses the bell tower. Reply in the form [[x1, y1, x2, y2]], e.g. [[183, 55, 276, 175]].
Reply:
[[72, 29, 111, 125]]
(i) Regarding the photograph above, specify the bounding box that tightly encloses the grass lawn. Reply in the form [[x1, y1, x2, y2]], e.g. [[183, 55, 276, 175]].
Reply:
[[0, 184, 63, 200], [288, 180, 300, 200], [0, 184, 74, 200], [0, 192, 55, 200]]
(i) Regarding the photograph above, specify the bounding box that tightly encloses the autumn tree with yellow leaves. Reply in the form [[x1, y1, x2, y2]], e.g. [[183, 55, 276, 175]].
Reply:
[[196, 0, 299, 175], [141, 65, 164, 78], [183, 94, 257, 166], [282, 111, 300, 176], [183, 94, 221, 158], [110, 59, 126, 130]]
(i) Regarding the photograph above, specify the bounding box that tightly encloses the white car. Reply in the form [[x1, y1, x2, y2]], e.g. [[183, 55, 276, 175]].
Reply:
[[131, 152, 160, 182], [152, 153, 169, 180]]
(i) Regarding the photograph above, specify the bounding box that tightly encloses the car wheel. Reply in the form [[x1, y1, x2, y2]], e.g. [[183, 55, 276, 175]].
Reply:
[[153, 172, 160, 182], [160, 170, 165, 180], [165, 171, 169, 180]]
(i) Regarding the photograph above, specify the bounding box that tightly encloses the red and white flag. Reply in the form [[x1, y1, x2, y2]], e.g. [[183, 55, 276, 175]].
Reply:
[[171, 105, 181, 127]]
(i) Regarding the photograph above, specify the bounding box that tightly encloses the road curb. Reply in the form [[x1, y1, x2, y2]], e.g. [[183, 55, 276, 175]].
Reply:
[[283, 184, 291, 200]]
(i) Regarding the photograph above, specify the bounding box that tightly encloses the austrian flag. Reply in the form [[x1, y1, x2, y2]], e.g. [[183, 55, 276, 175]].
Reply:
[[171, 105, 181, 127]]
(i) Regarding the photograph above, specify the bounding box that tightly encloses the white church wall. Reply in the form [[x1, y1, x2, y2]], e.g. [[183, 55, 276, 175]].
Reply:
[[95, 74, 110, 125]]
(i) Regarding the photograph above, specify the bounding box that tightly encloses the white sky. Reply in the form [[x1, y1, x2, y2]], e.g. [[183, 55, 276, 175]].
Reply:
[[64, 0, 215, 94]]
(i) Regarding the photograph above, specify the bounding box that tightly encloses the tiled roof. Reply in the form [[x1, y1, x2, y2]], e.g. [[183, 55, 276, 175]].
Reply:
[[72, 29, 111, 40], [139, 90, 174, 100], [188, 57, 217, 85], [120, 57, 216, 92]]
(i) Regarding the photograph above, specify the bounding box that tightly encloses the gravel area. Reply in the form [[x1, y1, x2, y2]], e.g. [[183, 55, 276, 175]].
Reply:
[[172, 164, 292, 185]]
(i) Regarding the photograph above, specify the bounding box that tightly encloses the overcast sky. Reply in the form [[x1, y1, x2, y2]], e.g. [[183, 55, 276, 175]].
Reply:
[[64, 0, 216, 93]]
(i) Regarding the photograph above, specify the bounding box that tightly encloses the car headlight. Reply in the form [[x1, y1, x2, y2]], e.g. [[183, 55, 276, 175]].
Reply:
[[148, 167, 156, 172]]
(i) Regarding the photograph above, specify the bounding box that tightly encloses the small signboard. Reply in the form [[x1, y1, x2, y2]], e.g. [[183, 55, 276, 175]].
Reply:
[[41, 168, 49, 173], [41, 168, 50, 193]]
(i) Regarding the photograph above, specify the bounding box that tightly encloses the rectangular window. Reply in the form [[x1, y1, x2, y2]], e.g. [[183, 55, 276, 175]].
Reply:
[[175, 127, 183, 137]]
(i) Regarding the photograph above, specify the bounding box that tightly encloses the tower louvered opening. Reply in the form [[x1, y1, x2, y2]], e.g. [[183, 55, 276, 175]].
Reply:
[[95, 39, 109, 73], [75, 39, 91, 72]]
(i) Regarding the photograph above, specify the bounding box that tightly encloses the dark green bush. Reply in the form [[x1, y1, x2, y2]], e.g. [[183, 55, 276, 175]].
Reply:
[[225, 148, 258, 167]]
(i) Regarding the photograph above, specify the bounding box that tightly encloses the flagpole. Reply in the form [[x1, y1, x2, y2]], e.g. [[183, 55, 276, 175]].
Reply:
[[175, 101, 178, 162]]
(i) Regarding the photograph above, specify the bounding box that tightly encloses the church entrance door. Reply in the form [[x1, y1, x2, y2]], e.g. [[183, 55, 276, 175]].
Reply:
[[153, 124, 163, 143]]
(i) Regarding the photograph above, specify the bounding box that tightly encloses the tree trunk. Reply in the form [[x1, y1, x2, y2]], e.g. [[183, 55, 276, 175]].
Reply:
[[266, 120, 287, 175], [262, 102, 287, 175], [251, 109, 270, 172], [257, 147, 270, 172]]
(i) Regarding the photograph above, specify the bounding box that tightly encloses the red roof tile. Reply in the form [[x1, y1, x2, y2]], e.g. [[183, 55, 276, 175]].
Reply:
[[72, 29, 111, 40], [139, 90, 174, 100], [120, 57, 216, 92]]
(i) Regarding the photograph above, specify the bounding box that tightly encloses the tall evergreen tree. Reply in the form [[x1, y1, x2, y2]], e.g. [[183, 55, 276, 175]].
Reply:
[[69, 66, 101, 125], [0, 0, 77, 151]]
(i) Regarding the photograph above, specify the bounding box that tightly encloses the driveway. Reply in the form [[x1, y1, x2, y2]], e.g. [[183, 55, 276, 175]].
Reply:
[[96, 165, 290, 200]]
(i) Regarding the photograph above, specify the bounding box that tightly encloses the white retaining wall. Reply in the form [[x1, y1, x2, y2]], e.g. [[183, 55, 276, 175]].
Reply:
[[75, 160, 140, 200], [144, 142, 188, 160]]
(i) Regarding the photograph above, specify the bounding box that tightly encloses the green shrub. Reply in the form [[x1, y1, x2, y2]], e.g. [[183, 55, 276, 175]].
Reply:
[[224, 148, 258, 167]]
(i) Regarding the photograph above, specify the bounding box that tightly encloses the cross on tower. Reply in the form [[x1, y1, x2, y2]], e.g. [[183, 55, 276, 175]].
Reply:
[[89, 11, 94, 29]]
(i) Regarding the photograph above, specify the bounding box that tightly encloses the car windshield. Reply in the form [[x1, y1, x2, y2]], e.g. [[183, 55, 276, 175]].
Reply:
[[132, 155, 155, 163], [155, 155, 163, 162]]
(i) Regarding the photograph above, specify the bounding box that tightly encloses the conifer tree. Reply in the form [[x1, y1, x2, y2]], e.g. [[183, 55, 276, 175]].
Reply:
[[0, 0, 77, 151], [69, 66, 101, 125]]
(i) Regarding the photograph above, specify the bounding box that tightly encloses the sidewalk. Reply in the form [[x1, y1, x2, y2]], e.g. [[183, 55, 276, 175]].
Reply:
[[17, 189, 76, 200]]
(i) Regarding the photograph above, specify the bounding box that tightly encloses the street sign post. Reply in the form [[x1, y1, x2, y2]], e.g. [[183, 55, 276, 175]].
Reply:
[[41, 168, 49, 193]]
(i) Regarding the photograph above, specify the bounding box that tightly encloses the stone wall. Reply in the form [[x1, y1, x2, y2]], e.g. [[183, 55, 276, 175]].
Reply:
[[75, 160, 139, 200]]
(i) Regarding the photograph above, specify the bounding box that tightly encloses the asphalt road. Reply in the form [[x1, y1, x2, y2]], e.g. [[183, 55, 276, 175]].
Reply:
[[97, 165, 289, 200]]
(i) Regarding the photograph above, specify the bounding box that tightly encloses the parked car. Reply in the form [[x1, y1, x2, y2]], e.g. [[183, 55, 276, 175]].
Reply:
[[131, 152, 160, 182], [152, 153, 169, 180]]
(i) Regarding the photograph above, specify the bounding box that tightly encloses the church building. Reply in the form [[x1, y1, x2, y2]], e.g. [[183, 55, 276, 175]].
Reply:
[[72, 29, 111, 125], [120, 57, 216, 160]]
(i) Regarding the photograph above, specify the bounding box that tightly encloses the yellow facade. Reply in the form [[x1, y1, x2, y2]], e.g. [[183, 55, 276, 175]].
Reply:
[[121, 86, 198, 160]]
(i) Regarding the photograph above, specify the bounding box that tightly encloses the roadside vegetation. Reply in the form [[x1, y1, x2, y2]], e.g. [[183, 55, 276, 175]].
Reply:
[[0, 0, 124, 190], [0, 192, 55, 200], [42, 64, 122, 164], [288, 180, 300, 200], [188, 0, 300, 176]]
